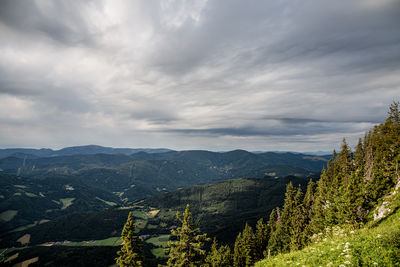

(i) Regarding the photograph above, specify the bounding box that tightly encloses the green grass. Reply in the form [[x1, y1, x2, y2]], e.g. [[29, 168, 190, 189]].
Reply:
[[95, 197, 117, 206], [9, 221, 38, 233], [131, 210, 148, 220], [61, 237, 122, 247], [0, 210, 18, 222], [14, 185, 28, 189], [60, 198, 75, 209], [147, 224, 158, 229], [256, 200, 400, 266], [147, 235, 170, 258], [146, 234, 170, 247], [151, 247, 168, 258]]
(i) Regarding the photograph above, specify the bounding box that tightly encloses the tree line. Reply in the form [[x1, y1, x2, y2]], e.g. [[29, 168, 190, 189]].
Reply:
[[115, 102, 400, 266]]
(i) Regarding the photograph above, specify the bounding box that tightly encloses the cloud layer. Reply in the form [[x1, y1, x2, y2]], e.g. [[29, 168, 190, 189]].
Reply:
[[1, 0, 399, 151]]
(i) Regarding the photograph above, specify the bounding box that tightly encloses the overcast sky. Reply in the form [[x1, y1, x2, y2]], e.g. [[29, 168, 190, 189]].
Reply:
[[0, 0, 399, 152]]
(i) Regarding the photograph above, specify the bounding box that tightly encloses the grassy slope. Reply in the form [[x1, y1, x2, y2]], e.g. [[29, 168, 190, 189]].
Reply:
[[256, 193, 400, 267]]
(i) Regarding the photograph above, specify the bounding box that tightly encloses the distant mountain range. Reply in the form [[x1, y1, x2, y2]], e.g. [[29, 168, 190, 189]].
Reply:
[[252, 150, 332, 156], [0, 145, 173, 159], [0, 145, 332, 159]]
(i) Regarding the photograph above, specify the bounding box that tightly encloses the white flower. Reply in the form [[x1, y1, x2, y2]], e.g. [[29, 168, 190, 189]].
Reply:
[[350, 230, 355, 234], [377, 234, 382, 238], [327, 263, 333, 267], [373, 262, 378, 265], [344, 261, 351, 265], [345, 255, 352, 258]]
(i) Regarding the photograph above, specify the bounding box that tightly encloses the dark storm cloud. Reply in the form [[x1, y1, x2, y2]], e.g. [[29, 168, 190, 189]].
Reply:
[[165, 120, 366, 137], [0, 0, 399, 151]]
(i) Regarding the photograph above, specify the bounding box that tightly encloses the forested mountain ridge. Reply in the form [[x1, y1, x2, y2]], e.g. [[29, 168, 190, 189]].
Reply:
[[0, 174, 122, 233], [0, 148, 328, 259], [0, 175, 313, 248], [0, 150, 327, 205]]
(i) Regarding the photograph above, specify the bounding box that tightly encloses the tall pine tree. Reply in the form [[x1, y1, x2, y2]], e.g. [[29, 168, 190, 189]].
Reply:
[[205, 238, 232, 267], [233, 223, 255, 267], [166, 204, 210, 267], [115, 212, 144, 267]]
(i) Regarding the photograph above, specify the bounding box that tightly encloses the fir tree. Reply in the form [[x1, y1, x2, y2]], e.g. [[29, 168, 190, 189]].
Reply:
[[303, 179, 315, 219], [289, 186, 306, 250], [301, 179, 315, 244], [267, 208, 278, 235], [254, 218, 269, 261], [166, 204, 210, 267], [233, 223, 255, 267], [205, 238, 232, 267], [115, 212, 144, 267], [268, 182, 295, 253]]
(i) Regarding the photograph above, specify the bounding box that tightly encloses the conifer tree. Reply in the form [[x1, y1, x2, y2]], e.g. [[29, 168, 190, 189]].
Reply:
[[289, 186, 306, 250], [166, 204, 210, 267], [254, 218, 269, 261], [335, 139, 354, 224], [365, 102, 400, 205], [266, 208, 277, 235], [115, 212, 144, 267], [341, 139, 367, 223], [205, 238, 232, 267], [233, 223, 255, 267], [303, 179, 315, 219], [268, 182, 295, 253]]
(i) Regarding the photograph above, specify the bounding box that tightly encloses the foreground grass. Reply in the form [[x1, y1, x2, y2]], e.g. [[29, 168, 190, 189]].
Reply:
[[256, 208, 400, 266]]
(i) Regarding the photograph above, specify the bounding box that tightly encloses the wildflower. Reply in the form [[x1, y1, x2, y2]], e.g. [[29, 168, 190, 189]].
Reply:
[[327, 262, 333, 267], [344, 261, 351, 265], [339, 265, 345, 267], [377, 234, 382, 238], [350, 230, 355, 234], [345, 255, 351, 258], [330, 248, 335, 251], [373, 262, 378, 265]]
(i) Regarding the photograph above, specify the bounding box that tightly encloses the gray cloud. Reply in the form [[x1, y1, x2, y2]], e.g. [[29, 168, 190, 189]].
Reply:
[[0, 0, 399, 151], [0, 0, 99, 46]]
